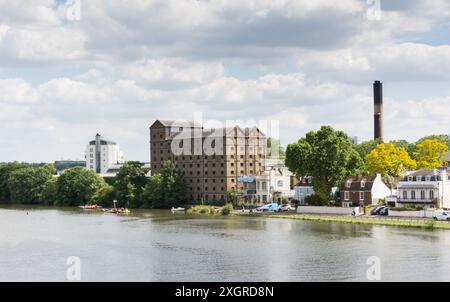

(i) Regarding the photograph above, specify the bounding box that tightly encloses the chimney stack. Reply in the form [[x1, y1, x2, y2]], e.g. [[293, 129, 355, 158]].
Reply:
[[373, 80, 383, 141]]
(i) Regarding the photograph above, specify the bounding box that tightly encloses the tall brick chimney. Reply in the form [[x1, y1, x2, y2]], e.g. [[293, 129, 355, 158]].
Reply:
[[373, 80, 383, 141]]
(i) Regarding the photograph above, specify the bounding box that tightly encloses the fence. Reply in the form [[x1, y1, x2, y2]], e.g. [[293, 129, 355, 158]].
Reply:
[[297, 206, 355, 215], [388, 210, 434, 218]]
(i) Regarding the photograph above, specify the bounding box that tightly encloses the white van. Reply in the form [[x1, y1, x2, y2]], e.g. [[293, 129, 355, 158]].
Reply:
[[432, 210, 450, 221]]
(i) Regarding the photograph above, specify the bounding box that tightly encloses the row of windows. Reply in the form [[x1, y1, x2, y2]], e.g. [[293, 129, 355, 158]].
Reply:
[[188, 187, 226, 192], [153, 151, 263, 159], [345, 180, 366, 188], [187, 178, 226, 183], [343, 191, 365, 201], [402, 190, 435, 200], [190, 194, 226, 201]]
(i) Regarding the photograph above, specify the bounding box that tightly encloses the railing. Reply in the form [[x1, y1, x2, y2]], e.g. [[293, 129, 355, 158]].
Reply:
[[397, 198, 436, 204]]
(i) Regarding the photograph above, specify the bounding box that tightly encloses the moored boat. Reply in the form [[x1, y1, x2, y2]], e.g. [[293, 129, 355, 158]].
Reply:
[[79, 205, 102, 210], [171, 207, 185, 213]]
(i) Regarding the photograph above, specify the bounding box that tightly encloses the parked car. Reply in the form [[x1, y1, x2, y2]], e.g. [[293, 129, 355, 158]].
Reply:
[[378, 207, 389, 216], [256, 203, 279, 212], [432, 210, 450, 221], [275, 204, 294, 212], [370, 206, 386, 215]]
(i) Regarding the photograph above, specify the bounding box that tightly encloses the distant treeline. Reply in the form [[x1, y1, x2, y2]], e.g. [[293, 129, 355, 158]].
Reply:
[[0, 161, 185, 209]]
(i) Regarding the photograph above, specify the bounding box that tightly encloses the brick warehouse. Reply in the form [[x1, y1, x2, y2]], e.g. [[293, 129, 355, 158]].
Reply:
[[150, 120, 266, 202]]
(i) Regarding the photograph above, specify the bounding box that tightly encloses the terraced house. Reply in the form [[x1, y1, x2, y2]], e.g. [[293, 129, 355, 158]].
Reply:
[[150, 120, 266, 202]]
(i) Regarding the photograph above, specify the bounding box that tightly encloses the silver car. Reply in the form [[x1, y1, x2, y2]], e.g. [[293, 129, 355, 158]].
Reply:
[[275, 204, 294, 212]]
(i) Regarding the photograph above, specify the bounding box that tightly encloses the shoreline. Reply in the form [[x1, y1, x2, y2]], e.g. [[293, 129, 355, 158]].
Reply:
[[267, 213, 450, 230]]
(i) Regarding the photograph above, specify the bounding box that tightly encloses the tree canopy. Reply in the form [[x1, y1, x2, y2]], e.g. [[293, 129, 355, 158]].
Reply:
[[143, 161, 185, 208], [285, 126, 364, 201], [114, 161, 148, 208], [365, 143, 416, 177], [55, 167, 107, 206], [413, 138, 449, 169], [8, 165, 55, 204]]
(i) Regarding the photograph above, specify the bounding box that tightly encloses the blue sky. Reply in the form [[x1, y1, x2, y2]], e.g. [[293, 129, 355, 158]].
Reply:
[[0, 0, 450, 162]]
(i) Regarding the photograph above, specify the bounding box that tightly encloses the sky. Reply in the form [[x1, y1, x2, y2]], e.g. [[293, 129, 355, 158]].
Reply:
[[1, 0, 450, 162]]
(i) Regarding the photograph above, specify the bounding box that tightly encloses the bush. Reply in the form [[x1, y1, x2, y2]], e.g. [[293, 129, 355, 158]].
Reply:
[[390, 205, 424, 211], [304, 194, 327, 206], [188, 205, 217, 215], [221, 203, 233, 215]]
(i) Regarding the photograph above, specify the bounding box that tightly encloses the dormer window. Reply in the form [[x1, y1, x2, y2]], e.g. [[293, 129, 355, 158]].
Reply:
[[361, 180, 366, 188], [425, 176, 431, 181], [346, 180, 352, 188], [416, 176, 422, 181], [408, 176, 413, 181]]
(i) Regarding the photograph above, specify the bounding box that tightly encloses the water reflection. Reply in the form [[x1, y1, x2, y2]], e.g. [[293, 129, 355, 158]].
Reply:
[[1, 206, 450, 281]]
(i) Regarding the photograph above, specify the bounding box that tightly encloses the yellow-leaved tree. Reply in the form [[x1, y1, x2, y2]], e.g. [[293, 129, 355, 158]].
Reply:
[[365, 143, 417, 177], [413, 138, 449, 169]]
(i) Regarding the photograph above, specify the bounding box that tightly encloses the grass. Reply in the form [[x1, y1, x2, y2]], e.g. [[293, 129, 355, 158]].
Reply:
[[270, 214, 450, 230]]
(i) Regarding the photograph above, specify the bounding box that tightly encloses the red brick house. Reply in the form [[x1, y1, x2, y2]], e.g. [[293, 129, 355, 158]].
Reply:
[[339, 174, 391, 207]]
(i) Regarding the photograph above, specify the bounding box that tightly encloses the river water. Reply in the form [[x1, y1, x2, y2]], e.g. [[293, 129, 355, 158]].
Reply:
[[1, 205, 450, 282]]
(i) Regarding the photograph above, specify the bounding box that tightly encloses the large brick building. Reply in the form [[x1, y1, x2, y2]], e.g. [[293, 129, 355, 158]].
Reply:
[[150, 120, 266, 202]]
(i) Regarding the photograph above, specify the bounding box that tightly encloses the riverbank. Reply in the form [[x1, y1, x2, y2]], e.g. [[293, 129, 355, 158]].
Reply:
[[269, 214, 450, 230]]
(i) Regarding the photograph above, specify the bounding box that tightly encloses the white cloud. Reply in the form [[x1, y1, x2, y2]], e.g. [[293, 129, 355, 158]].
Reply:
[[0, 1, 449, 161]]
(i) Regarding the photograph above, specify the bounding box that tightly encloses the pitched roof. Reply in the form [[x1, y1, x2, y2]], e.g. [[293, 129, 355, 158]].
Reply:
[[151, 120, 203, 128], [340, 175, 377, 191]]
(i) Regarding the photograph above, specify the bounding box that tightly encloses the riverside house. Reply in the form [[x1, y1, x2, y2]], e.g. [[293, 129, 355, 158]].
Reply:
[[340, 174, 391, 207], [395, 169, 450, 209]]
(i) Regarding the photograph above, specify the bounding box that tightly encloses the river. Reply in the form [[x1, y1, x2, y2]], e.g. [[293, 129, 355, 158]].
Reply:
[[1, 205, 450, 281]]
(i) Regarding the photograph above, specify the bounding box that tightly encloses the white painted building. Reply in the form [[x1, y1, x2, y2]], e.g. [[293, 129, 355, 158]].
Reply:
[[85, 134, 124, 174], [396, 169, 450, 209], [294, 177, 315, 204], [239, 159, 295, 205]]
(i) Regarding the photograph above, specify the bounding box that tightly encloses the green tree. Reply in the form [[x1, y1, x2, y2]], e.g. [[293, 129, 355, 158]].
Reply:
[[55, 167, 107, 206], [391, 140, 415, 157], [365, 143, 416, 177], [353, 138, 383, 160], [285, 126, 364, 202], [41, 177, 58, 206], [143, 161, 185, 208], [416, 134, 450, 149], [90, 183, 115, 207], [413, 138, 449, 169], [8, 166, 54, 204], [0, 162, 29, 202], [226, 188, 238, 205], [114, 162, 148, 208]]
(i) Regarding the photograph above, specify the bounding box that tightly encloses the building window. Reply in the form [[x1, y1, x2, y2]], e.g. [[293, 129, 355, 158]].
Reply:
[[345, 180, 352, 188], [408, 176, 413, 181], [426, 176, 431, 181], [403, 191, 407, 200], [361, 180, 366, 188], [411, 191, 416, 200], [344, 191, 349, 200], [359, 191, 364, 201], [420, 190, 425, 200], [430, 190, 435, 200], [277, 180, 283, 187]]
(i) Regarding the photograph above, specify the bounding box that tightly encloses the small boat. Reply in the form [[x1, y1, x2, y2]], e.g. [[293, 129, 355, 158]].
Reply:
[[103, 207, 130, 214], [171, 207, 185, 213], [79, 205, 102, 210]]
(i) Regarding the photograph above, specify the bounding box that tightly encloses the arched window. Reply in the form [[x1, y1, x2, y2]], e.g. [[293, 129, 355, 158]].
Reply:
[[420, 190, 425, 200], [403, 191, 407, 200], [411, 191, 416, 200], [430, 190, 435, 200]]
